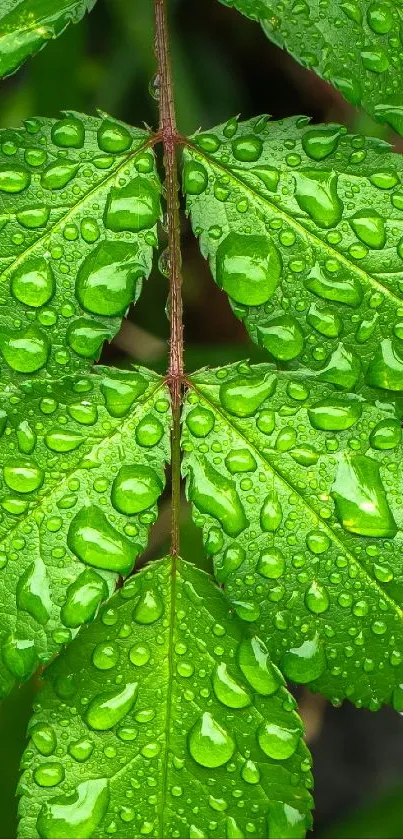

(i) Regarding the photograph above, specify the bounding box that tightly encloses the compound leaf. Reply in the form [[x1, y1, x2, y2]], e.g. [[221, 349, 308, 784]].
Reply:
[[0, 366, 170, 698], [0, 0, 97, 78], [182, 362, 403, 709], [184, 115, 403, 393], [218, 0, 403, 135], [18, 557, 313, 839], [0, 112, 160, 380]]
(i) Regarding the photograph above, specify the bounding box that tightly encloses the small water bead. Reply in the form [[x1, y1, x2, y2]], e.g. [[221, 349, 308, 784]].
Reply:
[[304, 581, 330, 614], [238, 636, 283, 695], [370, 418, 401, 450], [231, 135, 263, 162], [17, 420, 36, 454], [104, 176, 160, 232], [61, 569, 108, 628], [212, 662, 251, 708], [186, 406, 215, 437], [132, 588, 164, 624], [36, 778, 110, 839], [219, 371, 276, 417], [92, 641, 119, 670], [111, 464, 162, 515], [135, 414, 164, 447], [129, 643, 150, 666], [188, 712, 235, 768], [332, 454, 397, 538], [34, 762, 65, 788], [0, 324, 49, 373], [68, 402, 98, 425], [4, 457, 44, 493], [258, 719, 301, 761], [67, 505, 135, 574], [183, 160, 208, 195], [67, 318, 109, 358], [31, 723, 56, 756], [51, 117, 85, 148], [41, 160, 79, 189], [86, 682, 138, 730], [256, 409, 275, 435], [97, 119, 132, 153], [281, 634, 326, 683], [80, 217, 100, 243], [306, 531, 330, 554], [216, 232, 282, 306], [24, 147, 47, 167], [68, 737, 94, 763], [76, 241, 144, 317], [257, 548, 285, 578], [195, 133, 221, 153]]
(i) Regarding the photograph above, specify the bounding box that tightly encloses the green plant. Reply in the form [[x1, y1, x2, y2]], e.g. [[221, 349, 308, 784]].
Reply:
[[0, 0, 402, 835]]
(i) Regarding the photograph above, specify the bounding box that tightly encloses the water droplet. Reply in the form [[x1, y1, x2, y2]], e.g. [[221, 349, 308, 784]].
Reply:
[[366, 339, 403, 391], [16, 206, 49, 229], [129, 643, 150, 666], [226, 816, 244, 838], [294, 170, 343, 228], [101, 373, 147, 417], [34, 763, 64, 788], [361, 48, 389, 73], [97, 119, 132, 153], [317, 343, 361, 390], [304, 581, 330, 614], [67, 318, 109, 358], [61, 569, 108, 628], [111, 464, 162, 514], [31, 723, 56, 756], [257, 548, 285, 578], [306, 531, 330, 554], [11, 258, 54, 307], [186, 406, 215, 437], [76, 241, 144, 316], [252, 166, 279, 192], [306, 263, 362, 307], [104, 177, 160, 232], [92, 641, 119, 670], [45, 429, 84, 452], [238, 636, 283, 695], [4, 457, 44, 493], [68, 738, 94, 763], [307, 302, 341, 337], [183, 160, 208, 195], [332, 454, 397, 537], [67, 505, 135, 574], [220, 371, 276, 417], [281, 634, 326, 683], [258, 314, 304, 360], [17, 558, 51, 624], [41, 160, 79, 189], [132, 588, 164, 624], [260, 491, 282, 532], [187, 457, 248, 536], [51, 117, 85, 148], [68, 402, 98, 425], [0, 163, 30, 192], [302, 126, 340, 160], [258, 719, 301, 760], [0, 325, 49, 372], [267, 802, 307, 839], [2, 635, 37, 679], [370, 418, 401, 450], [225, 448, 256, 474], [86, 682, 138, 730], [241, 759, 260, 784], [232, 135, 262, 162], [213, 662, 251, 708], [36, 779, 109, 839], [308, 398, 362, 430], [216, 232, 282, 305], [350, 209, 386, 249], [188, 712, 235, 768]]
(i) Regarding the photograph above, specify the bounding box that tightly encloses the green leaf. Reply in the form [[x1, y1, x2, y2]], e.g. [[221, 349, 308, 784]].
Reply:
[[218, 0, 403, 135], [18, 557, 313, 839], [184, 115, 403, 392], [0, 366, 170, 698], [0, 112, 160, 379], [182, 362, 403, 709], [0, 0, 97, 78]]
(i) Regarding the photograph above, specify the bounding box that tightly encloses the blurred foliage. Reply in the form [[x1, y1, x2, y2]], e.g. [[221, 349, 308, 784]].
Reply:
[[0, 1, 402, 837]]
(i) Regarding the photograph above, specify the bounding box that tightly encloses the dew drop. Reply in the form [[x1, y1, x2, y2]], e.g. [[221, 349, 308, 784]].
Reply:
[[67, 505, 135, 574], [281, 634, 326, 683], [36, 778, 109, 839], [86, 682, 138, 730], [76, 241, 144, 317], [61, 569, 108, 628], [188, 712, 235, 768], [219, 371, 276, 417], [104, 177, 160, 232], [216, 232, 282, 306], [238, 636, 283, 695], [11, 258, 55, 307], [332, 454, 396, 537], [111, 464, 162, 515], [0, 325, 49, 372], [187, 457, 248, 537]]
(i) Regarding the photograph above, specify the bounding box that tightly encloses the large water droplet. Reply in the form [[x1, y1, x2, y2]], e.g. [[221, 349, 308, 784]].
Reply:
[[225, 448, 256, 474], [260, 491, 282, 532], [238, 636, 283, 695], [305, 263, 362, 307], [17, 558, 51, 624], [36, 778, 109, 839], [258, 314, 304, 360], [86, 682, 138, 730], [61, 570, 108, 628], [45, 428, 84, 452], [67, 506, 135, 574], [104, 177, 160, 232], [51, 117, 85, 148], [213, 662, 251, 708], [111, 465, 162, 514], [307, 302, 341, 338], [281, 634, 326, 683], [0, 325, 49, 372], [308, 398, 362, 431], [31, 723, 56, 757], [11, 257, 55, 307], [294, 170, 343, 228], [219, 371, 276, 417], [370, 418, 401, 450], [257, 548, 285, 579], [2, 635, 37, 679], [332, 454, 397, 537], [216, 232, 282, 305], [34, 763, 64, 788], [97, 119, 132, 153], [135, 414, 164, 447], [0, 163, 30, 192], [366, 339, 403, 391], [232, 134, 263, 162], [186, 406, 215, 437], [101, 373, 147, 417], [41, 160, 79, 190], [132, 588, 164, 624], [188, 712, 235, 768], [304, 581, 330, 614], [302, 126, 340, 160], [67, 319, 109, 358], [76, 241, 144, 316], [4, 457, 44, 493], [350, 209, 386, 249], [187, 457, 248, 537], [317, 344, 361, 390], [16, 206, 49, 229], [183, 160, 208, 195], [258, 719, 301, 760], [267, 802, 307, 839]]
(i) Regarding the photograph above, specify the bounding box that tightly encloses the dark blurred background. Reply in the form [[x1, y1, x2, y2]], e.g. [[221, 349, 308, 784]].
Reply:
[[1, 1, 403, 836]]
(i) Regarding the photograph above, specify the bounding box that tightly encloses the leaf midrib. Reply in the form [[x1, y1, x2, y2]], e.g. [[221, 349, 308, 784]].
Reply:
[[184, 141, 403, 307], [189, 379, 403, 621]]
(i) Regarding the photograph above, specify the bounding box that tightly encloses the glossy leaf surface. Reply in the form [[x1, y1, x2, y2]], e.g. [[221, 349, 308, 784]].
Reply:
[[219, 0, 403, 135], [0, 0, 97, 78], [183, 116, 403, 392], [18, 557, 313, 839], [0, 112, 160, 379], [0, 367, 170, 698], [182, 363, 403, 709]]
